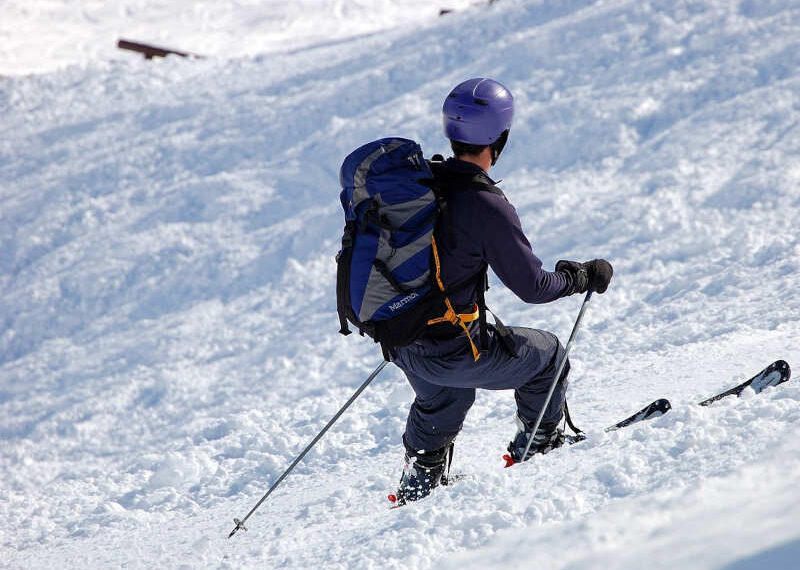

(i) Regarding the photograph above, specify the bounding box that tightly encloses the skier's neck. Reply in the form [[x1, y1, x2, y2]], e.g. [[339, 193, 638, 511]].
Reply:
[[455, 149, 492, 173]]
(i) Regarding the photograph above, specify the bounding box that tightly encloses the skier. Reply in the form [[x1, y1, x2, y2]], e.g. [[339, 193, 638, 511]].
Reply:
[[390, 78, 613, 504]]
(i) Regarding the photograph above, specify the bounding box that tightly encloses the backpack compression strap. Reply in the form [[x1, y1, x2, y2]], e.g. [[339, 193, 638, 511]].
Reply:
[[426, 236, 482, 361]]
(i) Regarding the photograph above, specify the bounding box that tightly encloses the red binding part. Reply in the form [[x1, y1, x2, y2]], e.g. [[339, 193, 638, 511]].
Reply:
[[502, 454, 515, 468]]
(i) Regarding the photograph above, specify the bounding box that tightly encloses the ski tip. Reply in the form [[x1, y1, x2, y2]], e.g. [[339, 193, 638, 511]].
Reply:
[[502, 454, 515, 468]]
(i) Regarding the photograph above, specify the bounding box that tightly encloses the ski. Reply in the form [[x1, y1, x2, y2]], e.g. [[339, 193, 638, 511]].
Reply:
[[603, 398, 672, 432], [390, 398, 672, 504], [505, 398, 671, 465], [390, 361, 792, 505], [698, 360, 791, 406]]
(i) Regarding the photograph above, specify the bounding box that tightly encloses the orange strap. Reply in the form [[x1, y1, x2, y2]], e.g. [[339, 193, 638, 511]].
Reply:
[[427, 236, 481, 361], [426, 305, 479, 325]]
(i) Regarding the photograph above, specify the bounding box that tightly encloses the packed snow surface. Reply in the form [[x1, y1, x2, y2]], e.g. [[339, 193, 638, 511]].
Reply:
[[2, 0, 800, 569]]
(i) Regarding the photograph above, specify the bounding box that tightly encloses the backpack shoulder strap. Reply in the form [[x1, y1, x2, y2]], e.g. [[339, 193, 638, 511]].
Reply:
[[427, 157, 456, 249], [426, 158, 518, 358], [467, 172, 506, 199], [429, 158, 505, 197]]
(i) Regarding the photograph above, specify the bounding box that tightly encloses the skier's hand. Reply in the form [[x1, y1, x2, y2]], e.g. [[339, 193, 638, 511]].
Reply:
[[556, 259, 613, 295], [584, 259, 613, 293], [556, 260, 587, 296]]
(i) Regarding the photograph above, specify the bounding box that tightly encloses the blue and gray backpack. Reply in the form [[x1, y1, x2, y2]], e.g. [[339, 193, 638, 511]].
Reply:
[[336, 138, 487, 360]]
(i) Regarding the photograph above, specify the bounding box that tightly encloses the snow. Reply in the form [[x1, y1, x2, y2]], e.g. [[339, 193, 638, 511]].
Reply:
[[2, 0, 799, 568], [0, 0, 474, 76]]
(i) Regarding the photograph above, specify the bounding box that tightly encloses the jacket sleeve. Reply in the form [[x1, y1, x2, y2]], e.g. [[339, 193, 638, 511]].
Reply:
[[475, 191, 569, 304]]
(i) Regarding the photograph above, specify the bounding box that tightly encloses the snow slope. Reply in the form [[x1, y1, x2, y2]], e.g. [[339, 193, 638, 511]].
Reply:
[[2, 0, 799, 568], [0, 0, 474, 76]]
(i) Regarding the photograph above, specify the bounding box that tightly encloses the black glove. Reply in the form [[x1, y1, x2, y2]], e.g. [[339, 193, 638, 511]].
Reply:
[[556, 259, 614, 295]]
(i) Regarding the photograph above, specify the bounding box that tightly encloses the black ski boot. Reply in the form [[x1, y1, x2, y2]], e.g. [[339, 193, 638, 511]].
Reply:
[[503, 414, 565, 467], [388, 439, 454, 506]]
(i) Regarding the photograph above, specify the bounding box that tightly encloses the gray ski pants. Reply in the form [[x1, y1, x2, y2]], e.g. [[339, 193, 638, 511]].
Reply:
[[393, 325, 568, 452]]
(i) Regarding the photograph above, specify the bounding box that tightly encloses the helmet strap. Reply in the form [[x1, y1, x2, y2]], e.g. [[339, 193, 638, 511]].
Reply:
[[490, 130, 509, 166]]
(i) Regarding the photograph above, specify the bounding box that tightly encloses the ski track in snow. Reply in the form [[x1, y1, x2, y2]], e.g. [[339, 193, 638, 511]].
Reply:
[[2, 0, 800, 568]]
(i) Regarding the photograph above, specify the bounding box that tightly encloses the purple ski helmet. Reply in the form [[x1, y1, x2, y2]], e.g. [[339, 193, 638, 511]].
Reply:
[[442, 78, 514, 146]]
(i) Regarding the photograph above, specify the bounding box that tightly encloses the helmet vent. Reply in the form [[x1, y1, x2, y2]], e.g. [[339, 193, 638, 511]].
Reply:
[[474, 98, 489, 106]]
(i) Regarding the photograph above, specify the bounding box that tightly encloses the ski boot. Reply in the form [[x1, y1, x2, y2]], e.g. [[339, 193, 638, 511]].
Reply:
[[388, 439, 454, 506], [503, 414, 565, 467]]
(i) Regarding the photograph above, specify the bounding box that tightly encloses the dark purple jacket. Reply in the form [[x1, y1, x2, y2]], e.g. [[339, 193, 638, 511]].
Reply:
[[433, 158, 569, 313]]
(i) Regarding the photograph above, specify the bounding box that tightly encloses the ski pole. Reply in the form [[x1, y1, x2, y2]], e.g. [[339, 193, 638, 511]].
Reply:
[[228, 359, 390, 538], [518, 289, 593, 462]]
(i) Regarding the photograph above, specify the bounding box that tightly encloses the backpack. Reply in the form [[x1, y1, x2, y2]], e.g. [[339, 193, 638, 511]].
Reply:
[[336, 137, 486, 361]]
